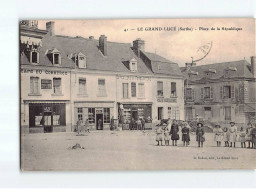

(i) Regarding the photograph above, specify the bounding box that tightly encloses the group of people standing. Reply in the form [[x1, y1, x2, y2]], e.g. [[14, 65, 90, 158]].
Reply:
[[129, 117, 146, 130], [213, 122, 256, 149], [156, 119, 256, 149]]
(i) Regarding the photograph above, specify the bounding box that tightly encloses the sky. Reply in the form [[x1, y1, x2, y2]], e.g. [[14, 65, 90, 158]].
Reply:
[[38, 19, 255, 67]]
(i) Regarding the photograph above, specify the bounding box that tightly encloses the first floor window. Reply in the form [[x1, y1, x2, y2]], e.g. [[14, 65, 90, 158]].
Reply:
[[171, 82, 177, 97], [204, 87, 210, 99], [98, 79, 106, 96], [138, 83, 145, 98], [79, 78, 87, 94], [30, 77, 39, 94], [104, 108, 110, 123], [168, 107, 172, 118], [157, 81, 163, 96], [123, 83, 129, 98], [223, 86, 231, 99], [53, 78, 62, 94], [225, 106, 231, 120], [88, 108, 95, 123], [131, 82, 136, 97], [186, 88, 193, 100]]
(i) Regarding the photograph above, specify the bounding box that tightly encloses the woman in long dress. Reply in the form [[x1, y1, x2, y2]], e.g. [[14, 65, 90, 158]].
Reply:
[[246, 123, 253, 149], [182, 122, 190, 147], [170, 119, 179, 146], [229, 122, 237, 147], [237, 127, 246, 148], [213, 124, 223, 147]]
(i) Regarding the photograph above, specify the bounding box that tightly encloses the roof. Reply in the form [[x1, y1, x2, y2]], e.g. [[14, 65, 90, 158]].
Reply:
[[181, 60, 254, 82], [142, 51, 183, 76], [20, 32, 183, 77]]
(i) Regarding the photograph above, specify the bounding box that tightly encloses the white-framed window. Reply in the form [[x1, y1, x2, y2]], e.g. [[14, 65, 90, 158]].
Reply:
[[98, 79, 106, 96], [30, 51, 39, 64], [30, 77, 39, 94], [104, 108, 110, 123], [157, 81, 163, 96], [77, 107, 83, 122], [129, 58, 137, 72], [131, 82, 136, 97], [76, 53, 86, 68], [53, 78, 62, 94], [168, 107, 172, 119], [53, 53, 60, 65], [79, 78, 87, 95], [138, 83, 145, 98], [88, 108, 95, 123], [123, 83, 129, 99]]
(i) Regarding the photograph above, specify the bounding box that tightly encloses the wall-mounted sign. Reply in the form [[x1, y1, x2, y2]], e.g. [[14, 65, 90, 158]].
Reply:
[[157, 97, 177, 103], [21, 69, 68, 75], [44, 106, 52, 112], [117, 75, 152, 81]]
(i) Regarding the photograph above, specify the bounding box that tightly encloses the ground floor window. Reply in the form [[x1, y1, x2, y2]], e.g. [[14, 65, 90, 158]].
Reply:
[[172, 107, 180, 120], [88, 108, 95, 124], [225, 106, 231, 120], [158, 107, 163, 120], [168, 107, 172, 119], [186, 107, 193, 120], [104, 108, 110, 123], [29, 103, 66, 128]]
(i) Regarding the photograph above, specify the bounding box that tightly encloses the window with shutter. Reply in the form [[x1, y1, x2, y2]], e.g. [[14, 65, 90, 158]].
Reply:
[[123, 83, 128, 99], [131, 82, 136, 97], [200, 88, 204, 99], [53, 78, 61, 94]]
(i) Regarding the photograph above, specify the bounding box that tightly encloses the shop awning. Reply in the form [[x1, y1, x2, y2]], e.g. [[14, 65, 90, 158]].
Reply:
[[23, 100, 70, 104], [118, 102, 153, 105]]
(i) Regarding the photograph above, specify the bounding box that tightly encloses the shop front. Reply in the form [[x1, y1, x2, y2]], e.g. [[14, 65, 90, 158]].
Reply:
[[118, 103, 152, 130], [28, 102, 66, 133], [74, 101, 114, 130]]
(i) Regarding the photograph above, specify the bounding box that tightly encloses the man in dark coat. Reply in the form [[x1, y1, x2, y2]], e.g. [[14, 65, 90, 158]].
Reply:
[[196, 122, 205, 147], [110, 116, 114, 130], [170, 119, 180, 146]]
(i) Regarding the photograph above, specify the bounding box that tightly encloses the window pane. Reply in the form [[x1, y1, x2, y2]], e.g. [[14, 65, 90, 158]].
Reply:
[[123, 83, 128, 98], [31, 52, 38, 63], [88, 108, 95, 123], [98, 79, 106, 96], [104, 108, 110, 123], [225, 106, 231, 120], [131, 82, 136, 97], [79, 79, 86, 94], [138, 83, 145, 98], [204, 87, 210, 99], [157, 81, 163, 96], [171, 82, 176, 96], [30, 77, 39, 94], [54, 54, 59, 64], [53, 78, 61, 94]]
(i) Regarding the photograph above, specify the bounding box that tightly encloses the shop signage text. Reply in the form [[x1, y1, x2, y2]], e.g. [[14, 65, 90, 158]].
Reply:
[[21, 69, 68, 75], [117, 75, 151, 81], [157, 97, 177, 103]]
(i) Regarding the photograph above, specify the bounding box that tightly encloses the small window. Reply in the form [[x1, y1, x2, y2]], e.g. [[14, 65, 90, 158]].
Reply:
[[171, 82, 176, 97], [131, 82, 136, 97], [204, 87, 210, 99], [76, 54, 86, 68], [130, 59, 137, 72], [41, 79, 52, 89], [31, 51, 39, 64], [30, 77, 39, 94], [79, 78, 87, 95], [138, 83, 145, 98], [157, 81, 163, 96], [223, 86, 231, 98], [54, 53, 60, 65], [104, 108, 110, 123], [123, 83, 129, 98], [53, 78, 62, 94]]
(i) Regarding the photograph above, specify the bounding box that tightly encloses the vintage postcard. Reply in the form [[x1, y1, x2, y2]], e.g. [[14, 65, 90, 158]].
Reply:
[[20, 19, 256, 170]]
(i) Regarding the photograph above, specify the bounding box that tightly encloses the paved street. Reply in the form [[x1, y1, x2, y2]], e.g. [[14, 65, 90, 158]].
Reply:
[[21, 130, 256, 171]]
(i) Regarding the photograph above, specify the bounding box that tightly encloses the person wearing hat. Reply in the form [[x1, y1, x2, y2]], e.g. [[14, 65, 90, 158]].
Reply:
[[182, 121, 190, 147], [163, 123, 170, 146], [213, 123, 223, 147], [246, 123, 253, 149], [170, 119, 180, 146], [155, 123, 164, 146], [250, 123, 256, 149], [229, 122, 237, 147], [196, 122, 205, 147]]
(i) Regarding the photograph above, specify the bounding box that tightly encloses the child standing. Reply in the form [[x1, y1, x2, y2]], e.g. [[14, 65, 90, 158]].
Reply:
[[246, 123, 253, 149], [251, 123, 256, 149], [182, 122, 190, 147], [196, 122, 205, 147], [213, 124, 223, 147], [237, 127, 246, 148], [156, 124, 164, 146], [229, 122, 237, 148], [170, 119, 180, 146], [223, 127, 230, 147], [163, 123, 170, 146]]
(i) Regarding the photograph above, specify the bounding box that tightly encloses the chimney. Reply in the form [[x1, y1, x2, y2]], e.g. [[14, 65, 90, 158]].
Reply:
[[46, 21, 55, 36], [89, 36, 94, 40], [251, 56, 256, 77], [99, 35, 107, 56], [133, 38, 145, 57]]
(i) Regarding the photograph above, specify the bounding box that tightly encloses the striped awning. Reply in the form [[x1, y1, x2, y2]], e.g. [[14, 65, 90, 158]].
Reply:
[[20, 36, 42, 46]]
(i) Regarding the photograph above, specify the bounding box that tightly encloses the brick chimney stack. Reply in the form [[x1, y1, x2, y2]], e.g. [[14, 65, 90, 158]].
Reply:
[[133, 38, 145, 58], [99, 35, 107, 56], [251, 56, 256, 78], [46, 21, 55, 36]]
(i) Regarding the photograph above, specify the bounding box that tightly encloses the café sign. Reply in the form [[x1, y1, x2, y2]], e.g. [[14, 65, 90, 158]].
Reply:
[[21, 68, 68, 75], [117, 75, 152, 81], [157, 97, 177, 103]]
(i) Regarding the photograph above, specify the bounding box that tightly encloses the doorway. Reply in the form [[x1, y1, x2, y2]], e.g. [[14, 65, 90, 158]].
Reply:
[[44, 112, 53, 133], [96, 114, 103, 130], [131, 110, 138, 121], [204, 107, 212, 121]]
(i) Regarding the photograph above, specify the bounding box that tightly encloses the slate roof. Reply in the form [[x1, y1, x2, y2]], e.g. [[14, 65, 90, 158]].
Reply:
[[180, 60, 254, 82], [20, 33, 183, 77]]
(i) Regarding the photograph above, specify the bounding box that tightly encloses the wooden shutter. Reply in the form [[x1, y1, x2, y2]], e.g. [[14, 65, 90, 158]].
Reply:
[[210, 86, 213, 99], [235, 87, 239, 101], [191, 89, 195, 100], [220, 86, 223, 99], [231, 85, 235, 99], [200, 88, 204, 99], [30, 77, 33, 94]]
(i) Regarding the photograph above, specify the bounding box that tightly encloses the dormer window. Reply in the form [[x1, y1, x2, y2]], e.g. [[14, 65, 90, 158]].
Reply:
[[47, 48, 61, 65], [224, 66, 237, 78], [129, 58, 137, 72], [75, 52, 86, 68], [204, 69, 216, 77], [30, 51, 39, 64]]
